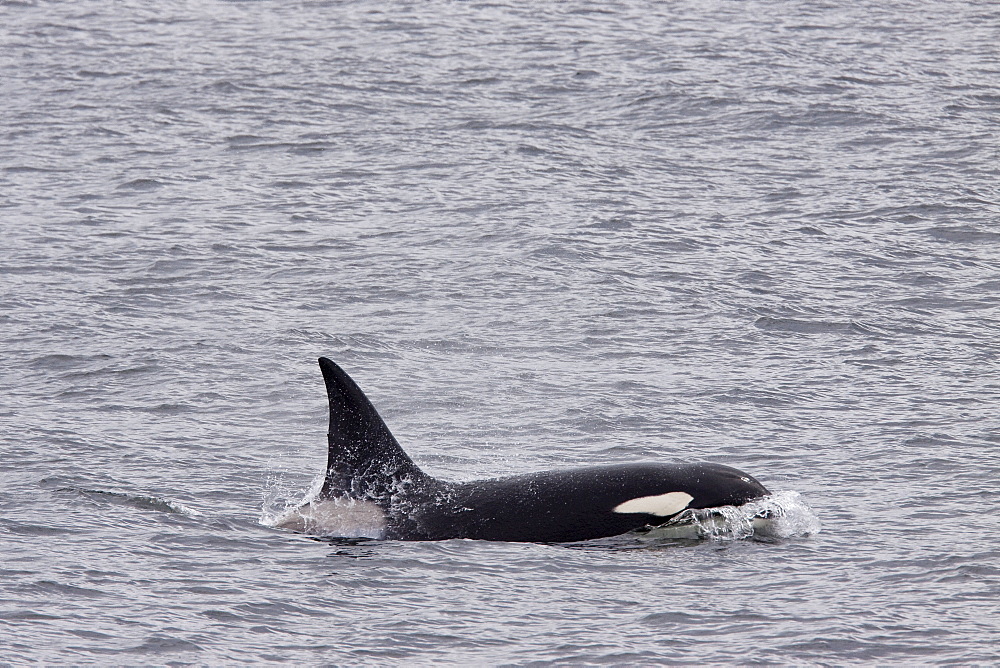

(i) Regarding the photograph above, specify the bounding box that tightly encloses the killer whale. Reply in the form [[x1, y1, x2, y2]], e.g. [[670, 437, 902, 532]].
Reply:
[[275, 357, 771, 543]]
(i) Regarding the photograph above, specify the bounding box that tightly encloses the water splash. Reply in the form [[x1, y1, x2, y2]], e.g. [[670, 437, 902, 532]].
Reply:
[[644, 490, 820, 542], [268, 496, 387, 539], [261, 471, 388, 539], [259, 469, 324, 528]]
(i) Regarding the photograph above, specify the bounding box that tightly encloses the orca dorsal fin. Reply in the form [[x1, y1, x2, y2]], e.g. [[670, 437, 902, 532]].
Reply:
[[317, 358, 426, 505]]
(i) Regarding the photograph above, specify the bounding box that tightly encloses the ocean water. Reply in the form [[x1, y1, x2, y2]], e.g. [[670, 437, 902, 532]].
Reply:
[[2, 0, 999, 664]]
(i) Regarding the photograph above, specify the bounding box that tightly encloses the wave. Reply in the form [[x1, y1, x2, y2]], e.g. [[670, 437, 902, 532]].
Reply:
[[64, 488, 202, 517]]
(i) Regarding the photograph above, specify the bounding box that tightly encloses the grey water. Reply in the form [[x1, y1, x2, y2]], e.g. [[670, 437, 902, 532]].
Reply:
[[2, 0, 999, 664]]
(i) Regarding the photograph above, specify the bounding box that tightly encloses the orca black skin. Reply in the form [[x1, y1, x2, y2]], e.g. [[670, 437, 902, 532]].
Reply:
[[282, 357, 770, 543]]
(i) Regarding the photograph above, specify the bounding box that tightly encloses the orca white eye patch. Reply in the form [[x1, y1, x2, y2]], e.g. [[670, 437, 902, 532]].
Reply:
[[613, 491, 693, 517]]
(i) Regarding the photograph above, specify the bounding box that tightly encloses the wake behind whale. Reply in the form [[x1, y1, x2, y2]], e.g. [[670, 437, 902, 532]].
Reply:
[[274, 358, 778, 543]]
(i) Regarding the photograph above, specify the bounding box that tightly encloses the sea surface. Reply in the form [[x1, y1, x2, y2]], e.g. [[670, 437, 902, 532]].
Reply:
[[2, 0, 999, 664]]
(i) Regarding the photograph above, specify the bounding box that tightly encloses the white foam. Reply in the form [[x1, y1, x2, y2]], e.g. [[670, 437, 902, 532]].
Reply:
[[261, 472, 388, 539], [271, 497, 387, 539]]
